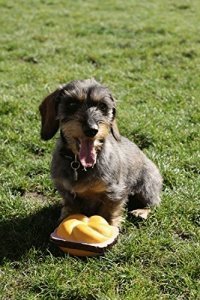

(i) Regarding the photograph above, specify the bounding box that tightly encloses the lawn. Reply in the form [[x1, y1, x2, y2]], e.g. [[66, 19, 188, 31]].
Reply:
[[0, 0, 199, 299]]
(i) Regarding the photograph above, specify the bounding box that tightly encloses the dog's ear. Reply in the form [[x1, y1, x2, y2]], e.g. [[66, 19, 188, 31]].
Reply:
[[108, 95, 121, 141], [39, 88, 61, 140], [110, 106, 121, 141], [111, 119, 121, 141]]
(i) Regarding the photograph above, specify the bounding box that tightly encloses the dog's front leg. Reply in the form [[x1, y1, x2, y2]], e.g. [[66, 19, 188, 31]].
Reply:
[[98, 198, 126, 227], [58, 190, 76, 222], [53, 179, 77, 222]]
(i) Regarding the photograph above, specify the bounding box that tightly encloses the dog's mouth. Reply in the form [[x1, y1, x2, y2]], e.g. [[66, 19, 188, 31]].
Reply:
[[78, 139, 97, 169]]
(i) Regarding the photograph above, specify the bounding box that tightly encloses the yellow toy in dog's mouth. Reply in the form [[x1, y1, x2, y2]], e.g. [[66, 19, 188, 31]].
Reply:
[[50, 214, 119, 256]]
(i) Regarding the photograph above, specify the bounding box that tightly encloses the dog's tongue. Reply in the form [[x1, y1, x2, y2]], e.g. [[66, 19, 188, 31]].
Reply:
[[79, 139, 96, 168]]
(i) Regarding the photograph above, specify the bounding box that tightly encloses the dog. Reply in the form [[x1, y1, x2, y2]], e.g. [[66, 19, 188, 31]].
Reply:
[[39, 79, 162, 226]]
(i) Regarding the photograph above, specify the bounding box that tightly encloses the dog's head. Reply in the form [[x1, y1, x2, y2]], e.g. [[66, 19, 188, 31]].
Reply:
[[39, 79, 120, 168]]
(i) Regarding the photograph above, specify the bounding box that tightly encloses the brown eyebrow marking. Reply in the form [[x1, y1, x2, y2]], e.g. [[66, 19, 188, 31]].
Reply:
[[62, 88, 87, 102], [87, 86, 111, 103]]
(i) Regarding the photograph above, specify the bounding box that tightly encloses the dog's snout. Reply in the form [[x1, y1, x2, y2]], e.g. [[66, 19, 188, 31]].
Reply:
[[84, 124, 99, 137]]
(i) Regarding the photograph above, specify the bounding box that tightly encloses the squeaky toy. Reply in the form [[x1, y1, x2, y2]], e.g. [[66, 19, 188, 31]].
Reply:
[[50, 214, 119, 256]]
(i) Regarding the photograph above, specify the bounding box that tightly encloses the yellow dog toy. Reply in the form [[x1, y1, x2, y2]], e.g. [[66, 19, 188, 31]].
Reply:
[[50, 214, 119, 256]]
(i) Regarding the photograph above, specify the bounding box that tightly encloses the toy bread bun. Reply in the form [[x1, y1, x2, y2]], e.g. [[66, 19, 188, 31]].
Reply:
[[50, 214, 119, 256]]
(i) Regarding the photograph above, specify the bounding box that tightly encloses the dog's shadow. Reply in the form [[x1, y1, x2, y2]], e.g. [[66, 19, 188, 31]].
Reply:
[[0, 197, 147, 262], [0, 205, 61, 262]]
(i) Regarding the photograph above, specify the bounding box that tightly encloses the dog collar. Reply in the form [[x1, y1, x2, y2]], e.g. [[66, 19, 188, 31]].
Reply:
[[59, 150, 81, 181]]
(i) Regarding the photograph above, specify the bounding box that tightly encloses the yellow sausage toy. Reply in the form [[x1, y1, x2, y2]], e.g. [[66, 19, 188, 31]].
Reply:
[[50, 214, 119, 256]]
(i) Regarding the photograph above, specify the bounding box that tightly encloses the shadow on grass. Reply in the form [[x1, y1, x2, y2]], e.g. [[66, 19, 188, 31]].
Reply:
[[0, 205, 61, 263], [0, 198, 148, 263]]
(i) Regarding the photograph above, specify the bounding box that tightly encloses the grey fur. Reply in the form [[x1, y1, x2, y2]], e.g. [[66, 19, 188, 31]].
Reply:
[[39, 79, 162, 226]]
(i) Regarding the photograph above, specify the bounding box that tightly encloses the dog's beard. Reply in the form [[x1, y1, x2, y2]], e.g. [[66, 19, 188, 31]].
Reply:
[[78, 123, 110, 168], [62, 122, 109, 168]]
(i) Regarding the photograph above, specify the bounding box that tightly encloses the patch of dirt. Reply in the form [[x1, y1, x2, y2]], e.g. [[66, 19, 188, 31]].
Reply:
[[23, 191, 50, 205]]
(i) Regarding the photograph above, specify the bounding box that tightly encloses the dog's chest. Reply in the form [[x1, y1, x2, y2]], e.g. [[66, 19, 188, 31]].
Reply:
[[72, 178, 107, 199]]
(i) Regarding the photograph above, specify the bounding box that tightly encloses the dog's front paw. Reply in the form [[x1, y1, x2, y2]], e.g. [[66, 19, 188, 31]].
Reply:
[[58, 206, 71, 224]]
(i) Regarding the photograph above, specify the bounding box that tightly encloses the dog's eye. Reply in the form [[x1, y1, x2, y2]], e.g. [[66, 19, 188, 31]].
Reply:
[[66, 101, 80, 113], [98, 102, 108, 113]]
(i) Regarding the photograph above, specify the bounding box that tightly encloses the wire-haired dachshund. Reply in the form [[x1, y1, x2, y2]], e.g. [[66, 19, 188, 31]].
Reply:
[[39, 79, 162, 226]]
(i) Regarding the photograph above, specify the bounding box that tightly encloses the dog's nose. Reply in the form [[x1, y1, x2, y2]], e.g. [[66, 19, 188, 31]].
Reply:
[[84, 124, 99, 137]]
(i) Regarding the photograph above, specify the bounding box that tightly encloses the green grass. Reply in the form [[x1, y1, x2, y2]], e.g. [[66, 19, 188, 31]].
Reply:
[[0, 0, 199, 299]]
